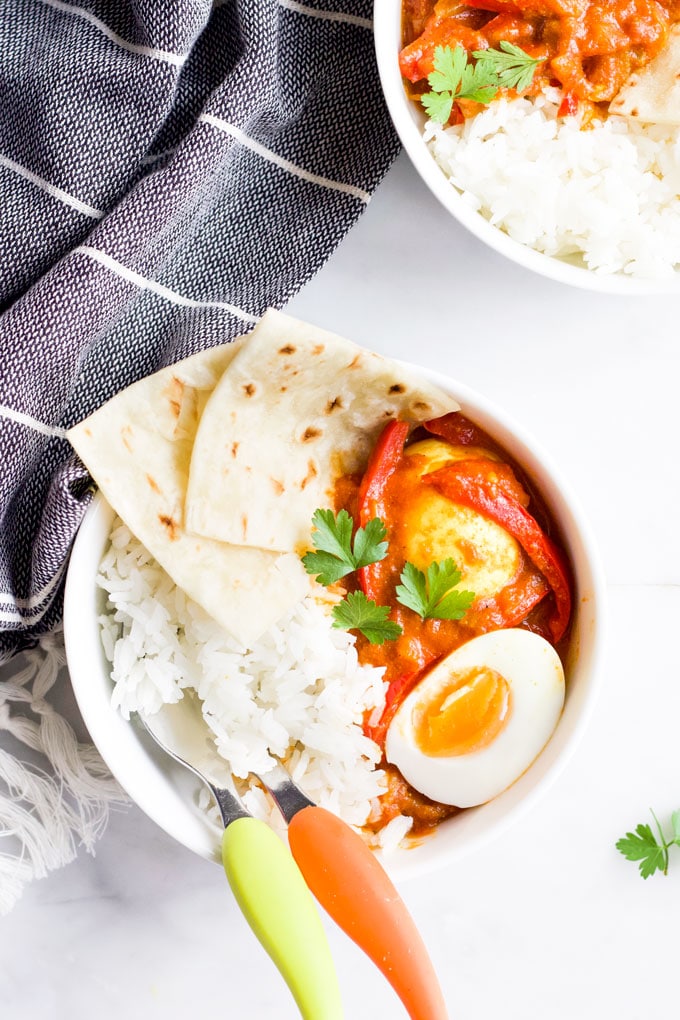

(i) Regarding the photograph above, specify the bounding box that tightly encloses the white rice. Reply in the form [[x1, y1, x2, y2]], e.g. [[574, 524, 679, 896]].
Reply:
[[98, 521, 412, 842], [425, 87, 680, 278]]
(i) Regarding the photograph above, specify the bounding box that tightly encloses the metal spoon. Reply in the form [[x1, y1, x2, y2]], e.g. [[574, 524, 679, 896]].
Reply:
[[138, 700, 343, 1020], [142, 692, 448, 1020]]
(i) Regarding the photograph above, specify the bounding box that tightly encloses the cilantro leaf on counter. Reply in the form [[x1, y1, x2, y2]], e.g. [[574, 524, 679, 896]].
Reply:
[[302, 509, 388, 586], [332, 591, 403, 645], [396, 559, 475, 621], [616, 809, 680, 879], [421, 43, 541, 125], [616, 823, 668, 879]]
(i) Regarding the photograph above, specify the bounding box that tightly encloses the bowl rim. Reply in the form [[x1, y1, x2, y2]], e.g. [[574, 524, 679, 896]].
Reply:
[[64, 363, 607, 881], [373, 0, 680, 295]]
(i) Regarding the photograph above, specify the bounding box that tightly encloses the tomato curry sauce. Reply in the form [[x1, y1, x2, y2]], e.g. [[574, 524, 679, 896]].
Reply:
[[401, 0, 680, 115]]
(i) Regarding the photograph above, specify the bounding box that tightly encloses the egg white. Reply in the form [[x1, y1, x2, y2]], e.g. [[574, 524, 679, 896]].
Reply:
[[385, 629, 565, 808]]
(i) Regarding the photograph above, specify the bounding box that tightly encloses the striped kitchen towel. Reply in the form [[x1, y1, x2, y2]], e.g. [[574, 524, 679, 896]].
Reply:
[[0, 0, 399, 908]]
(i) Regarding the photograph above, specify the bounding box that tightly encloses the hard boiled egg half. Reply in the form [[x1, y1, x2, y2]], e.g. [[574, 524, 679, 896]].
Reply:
[[385, 629, 565, 808]]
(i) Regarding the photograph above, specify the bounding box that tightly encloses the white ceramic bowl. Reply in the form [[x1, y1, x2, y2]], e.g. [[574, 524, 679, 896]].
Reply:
[[64, 367, 606, 881], [374, 0, 680, 295]]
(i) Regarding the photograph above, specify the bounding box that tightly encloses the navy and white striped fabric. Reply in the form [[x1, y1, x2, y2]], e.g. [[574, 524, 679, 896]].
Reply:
[[0, 0, 400, 659]]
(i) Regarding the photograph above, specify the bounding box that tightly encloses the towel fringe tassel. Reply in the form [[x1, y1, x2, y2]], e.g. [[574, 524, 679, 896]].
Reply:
[[0, 627, 126, 912]]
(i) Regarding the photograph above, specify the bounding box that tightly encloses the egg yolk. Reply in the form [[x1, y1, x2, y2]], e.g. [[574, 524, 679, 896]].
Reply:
[[412, 667, 512, 757]]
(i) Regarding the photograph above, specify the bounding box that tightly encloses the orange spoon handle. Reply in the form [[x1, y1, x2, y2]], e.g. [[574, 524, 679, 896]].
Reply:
[[287, 805, 448, 1020]]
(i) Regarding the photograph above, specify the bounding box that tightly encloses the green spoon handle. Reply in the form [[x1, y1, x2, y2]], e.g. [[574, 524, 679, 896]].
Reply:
[[222, 816, 343, 1020]]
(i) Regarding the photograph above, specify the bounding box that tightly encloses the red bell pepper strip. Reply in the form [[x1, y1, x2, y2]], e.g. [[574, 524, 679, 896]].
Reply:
[[357, 419, 410, 600], [357, 419, 410, 520], [435, 451, 531, 509], [424, 413, 531, 507], [426, 460, 572, 643], [471, 569, 549, 633], [424, 410, 495, 450]]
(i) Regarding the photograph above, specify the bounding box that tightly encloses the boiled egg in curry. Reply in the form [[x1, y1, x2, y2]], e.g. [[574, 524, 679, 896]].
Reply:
[[385, 629, 565, 808], [402, 438, 523, 602]]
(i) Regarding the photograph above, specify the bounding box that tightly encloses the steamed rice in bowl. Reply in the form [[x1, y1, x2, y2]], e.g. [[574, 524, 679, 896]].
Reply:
[[65, 309, 603, 868], [425, 87, 680, 278], [97, 520, 412, 849]]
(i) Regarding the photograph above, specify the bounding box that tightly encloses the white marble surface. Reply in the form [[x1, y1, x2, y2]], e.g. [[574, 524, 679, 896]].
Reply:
[[3, 151, 680, 1019]]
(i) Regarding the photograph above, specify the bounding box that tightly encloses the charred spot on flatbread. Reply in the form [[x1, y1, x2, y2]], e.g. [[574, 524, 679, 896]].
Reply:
[[302, 426, 322, 442], [146, 474, 161, 494], [159, 514, 179, 540], [279, 344, 296, 355], [389, 384, 406, 394], [300, 460, 318, 490], [326, 397, 343, 414], [242, 382, 256, 397], [163, 376, 184, 419]]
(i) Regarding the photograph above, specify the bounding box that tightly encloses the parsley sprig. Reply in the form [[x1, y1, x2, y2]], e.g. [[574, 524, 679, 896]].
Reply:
[[616, 809, 680, 879], [396, 559, 475, 621], [302, 508, 474, 644], [332, 591, 402, 645], [421, 42, 542, 125], [302, 508, 388, 586]]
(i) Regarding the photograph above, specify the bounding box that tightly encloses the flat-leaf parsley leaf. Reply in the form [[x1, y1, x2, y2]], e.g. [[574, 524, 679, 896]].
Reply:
[[421, 43, 541, 125], [616, 808, 680, 879], [396, 559, 475, 621], [302, 509, 388, 586], [332, 591, 403, 645], [472, 41, 542, 93]]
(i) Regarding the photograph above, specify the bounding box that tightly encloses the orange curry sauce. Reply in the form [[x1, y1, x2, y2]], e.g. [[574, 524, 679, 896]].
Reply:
[[401, 0, 680, 115], [335, 415, 571, 835]]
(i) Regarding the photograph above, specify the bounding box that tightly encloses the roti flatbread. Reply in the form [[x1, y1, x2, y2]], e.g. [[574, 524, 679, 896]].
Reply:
[[67, 341, 310, 646], [185, 309, 457, 553], [610, 26, 680, 124]]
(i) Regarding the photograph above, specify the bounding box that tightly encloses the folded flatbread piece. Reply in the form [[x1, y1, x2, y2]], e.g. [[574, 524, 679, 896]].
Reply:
[[67, 341, 310, 646], [610, 26, 680, 124], [185, 309, 458, 553]]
